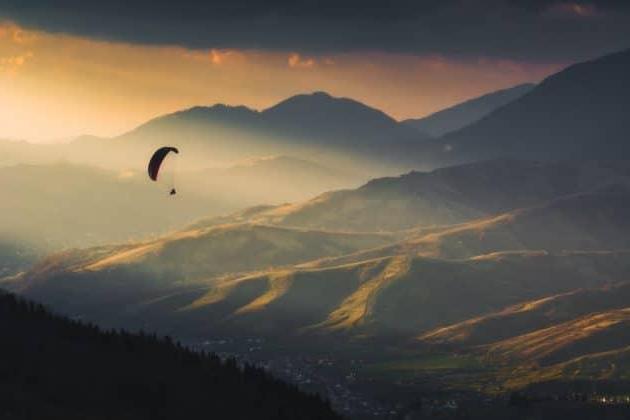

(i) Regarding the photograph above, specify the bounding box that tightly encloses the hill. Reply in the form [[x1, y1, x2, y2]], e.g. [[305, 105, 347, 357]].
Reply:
[[397, 184, 630, 259], [503, 346, 630, 391], [10, 223, 393, 321], [434, 48, 630, 164], [421, 282, 630, 347], [0, 291, 339, 420], [14, 250, 630, 340], [193, 159, 630, 232], [403, 83, 535, 137], [483, 308, 630, 366]]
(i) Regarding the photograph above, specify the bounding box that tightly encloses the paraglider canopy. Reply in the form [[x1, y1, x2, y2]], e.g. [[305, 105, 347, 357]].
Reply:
[[148, 146, 179, 181]]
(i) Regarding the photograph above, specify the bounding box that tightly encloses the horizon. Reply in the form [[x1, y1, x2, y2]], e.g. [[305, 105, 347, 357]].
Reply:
[[4, 2, 630, 142], [0, 18, 587, 142], [1, 83, 546, 144]]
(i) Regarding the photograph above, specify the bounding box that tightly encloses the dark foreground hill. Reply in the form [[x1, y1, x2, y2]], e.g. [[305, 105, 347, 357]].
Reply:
[[0, 291, 339, 420]]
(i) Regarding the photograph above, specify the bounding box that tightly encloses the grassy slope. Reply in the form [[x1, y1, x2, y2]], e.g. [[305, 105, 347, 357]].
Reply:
[[12, 223, 394, 322], [421, 282, 630, 347], [94, 251, 630, 340]]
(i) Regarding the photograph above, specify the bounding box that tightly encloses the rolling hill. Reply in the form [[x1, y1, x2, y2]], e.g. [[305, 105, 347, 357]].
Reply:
[[8, 157, 630, 397], [503, 345, 630, 391], [192, 159, 630, 233], [483, 308, 630, 366], [14, 250, 630, 341], [9, 223, 394, 322], [421, 282, 630, 347], [434, 48, 630, 165], [394, 184, 630, 259], [403, 83, 535, 137]]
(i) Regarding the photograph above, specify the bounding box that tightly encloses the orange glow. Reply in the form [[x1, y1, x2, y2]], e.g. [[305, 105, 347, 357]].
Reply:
[[288, 53, 316, 69], [0, 21, 564, 142]]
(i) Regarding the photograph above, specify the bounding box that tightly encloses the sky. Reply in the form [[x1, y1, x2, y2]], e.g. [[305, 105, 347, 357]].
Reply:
[[1, 1, 629, 142]]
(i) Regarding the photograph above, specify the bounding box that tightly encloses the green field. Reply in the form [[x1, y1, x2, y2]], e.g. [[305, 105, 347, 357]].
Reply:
[[366, 353, 486, 374]]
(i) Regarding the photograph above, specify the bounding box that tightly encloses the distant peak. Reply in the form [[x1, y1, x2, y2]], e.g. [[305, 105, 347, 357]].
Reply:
[[206, 104, 253, 112], [179, 104, 255, 114], [164, 103, 258, 119], [309, 91, 333, 98]]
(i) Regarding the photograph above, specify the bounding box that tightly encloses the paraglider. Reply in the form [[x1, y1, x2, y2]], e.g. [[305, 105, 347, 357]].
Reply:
[[148, 146, 179, 195]]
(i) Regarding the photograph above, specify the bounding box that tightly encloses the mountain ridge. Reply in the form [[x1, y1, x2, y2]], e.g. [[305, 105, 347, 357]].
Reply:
[[434, 48, 630, 165], [403, 83, 535, 137]]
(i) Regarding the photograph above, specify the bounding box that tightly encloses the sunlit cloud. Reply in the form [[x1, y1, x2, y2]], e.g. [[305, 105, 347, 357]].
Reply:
[[0, 51, 33, 75], [182, 48, 246, 65], [288, 53, 315, 69], [0, 22, 37, 43], [0, 23, 35, 76]]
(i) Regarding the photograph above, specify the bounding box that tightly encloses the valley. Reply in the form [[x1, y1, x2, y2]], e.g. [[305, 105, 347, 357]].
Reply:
[[3, 46, 630, 419]]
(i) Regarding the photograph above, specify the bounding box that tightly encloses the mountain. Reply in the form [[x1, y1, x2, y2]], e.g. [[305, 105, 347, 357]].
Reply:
[[403, 83, 535, 137], [193, 159, 630, 232], [113, 91, 430, 174], [434, 48, 630, 165], [0, 291, 339, 420], [261, 91, 424, 150], [2, 91, 430, 175]]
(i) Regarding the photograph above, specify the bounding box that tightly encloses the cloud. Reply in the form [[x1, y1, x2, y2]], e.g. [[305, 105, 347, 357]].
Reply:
[[0, 51, 33, 75], [0, 21, 37, 44], [0, 22, 36, 75], [0, 1, 629, 61], [288, 53, 315, 68], [181, 48, 245, 65]]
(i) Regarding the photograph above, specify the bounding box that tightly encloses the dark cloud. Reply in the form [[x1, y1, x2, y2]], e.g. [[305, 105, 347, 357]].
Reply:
[[1, 0, 629, 61]]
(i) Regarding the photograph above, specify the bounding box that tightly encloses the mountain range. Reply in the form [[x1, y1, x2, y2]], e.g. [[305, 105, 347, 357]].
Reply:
[[3, 48, 630, 175], [432, 48, 630, 165], [192, 159, 630, 232]]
